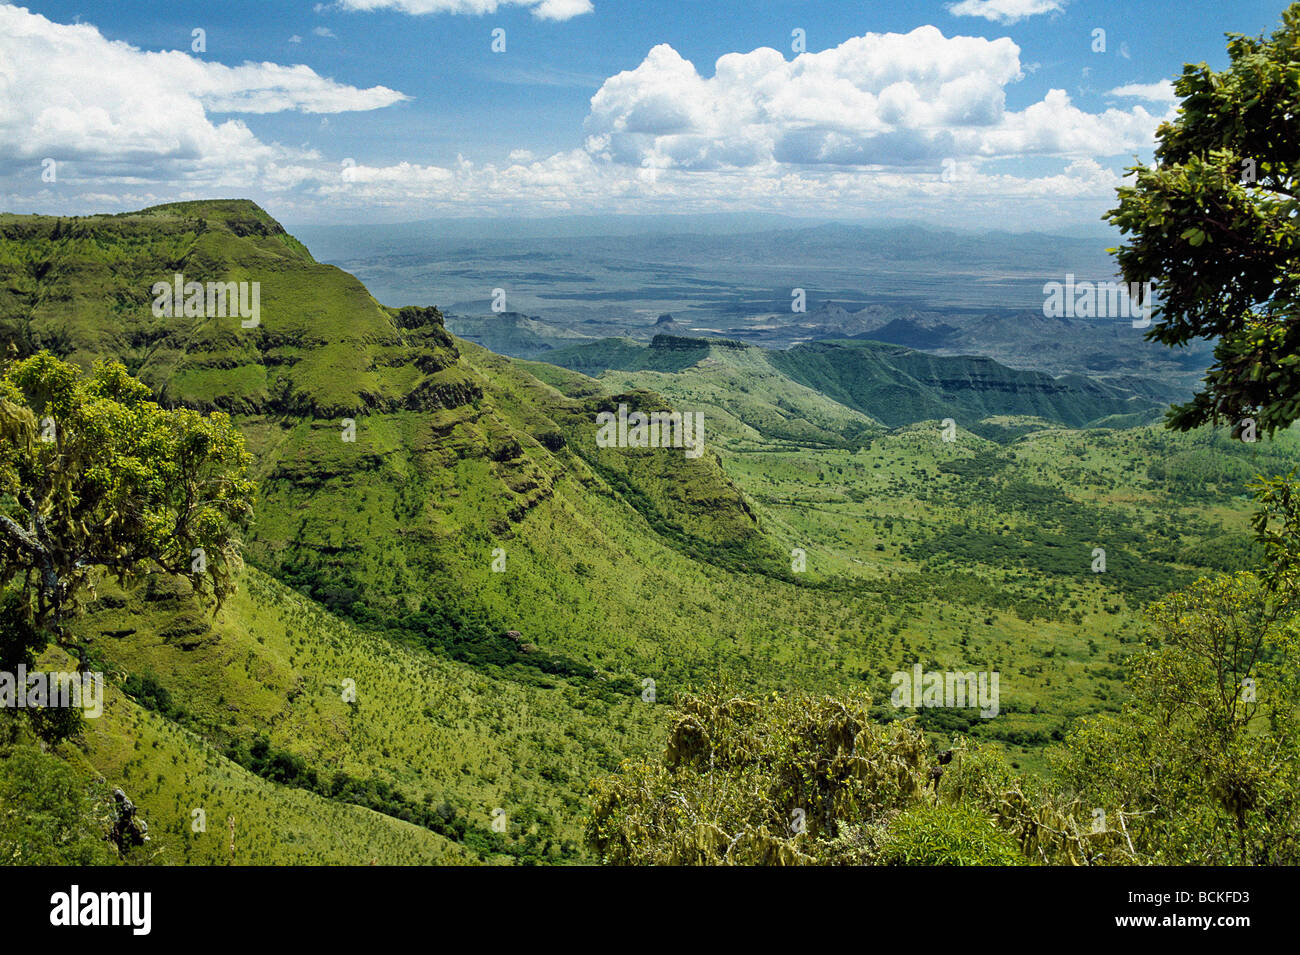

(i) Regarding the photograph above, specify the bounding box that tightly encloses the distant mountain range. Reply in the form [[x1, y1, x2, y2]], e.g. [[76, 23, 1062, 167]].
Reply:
[[294, 217, 1211, 405], [292, 213, 1117, 248], [446, 302, 1205, 410], [296, 217, 1124, 320], [535, 334, 1162, 445]]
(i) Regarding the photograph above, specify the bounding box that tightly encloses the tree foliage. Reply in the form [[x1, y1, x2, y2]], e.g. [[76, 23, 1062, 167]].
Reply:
[[1107, 3, 1300, 434], [0, 745, 117, 865], [584, 687, 1129, 866], [1249, 467, 1300, 599], [0, 351, 255, 640], [587, 688, 928, 865], [1056, 571, 1300, 864]]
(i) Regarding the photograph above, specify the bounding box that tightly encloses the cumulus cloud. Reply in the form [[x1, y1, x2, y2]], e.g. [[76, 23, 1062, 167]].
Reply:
[[0, 4, 406, 181], [0, 8, 1165, 228], [947, 0, 1066, 24], [583, 28, 1167, 173], [334, 0, 594, 21]]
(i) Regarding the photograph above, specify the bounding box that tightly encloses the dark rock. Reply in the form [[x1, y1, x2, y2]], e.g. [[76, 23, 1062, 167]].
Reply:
[[110, 788, 149, 851]]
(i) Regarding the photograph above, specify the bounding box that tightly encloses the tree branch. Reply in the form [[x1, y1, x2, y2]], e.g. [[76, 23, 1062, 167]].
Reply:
[[0, 514, 42, 557]]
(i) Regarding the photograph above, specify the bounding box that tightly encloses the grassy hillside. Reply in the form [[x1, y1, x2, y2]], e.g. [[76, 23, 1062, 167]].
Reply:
[[768, 340, 1161, 432], [64, 567, 668, 864], [1, 199, 1287, 864], [539, 334, 1162, 442], [541, 336, 882, 451], [0, 200, 477, 417], [515, 329, 1295, 768]]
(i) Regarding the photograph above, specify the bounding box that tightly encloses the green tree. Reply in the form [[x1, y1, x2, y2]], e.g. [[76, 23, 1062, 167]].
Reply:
[[588, 689, 922, 865], [0, 745, 117, 865], [1250, 467, 1300, 600], [1107, 3, 1300, 435], [585, 687, 1097, 865], [0, 352, 254, 643], [1056, 569, 1300, 864]]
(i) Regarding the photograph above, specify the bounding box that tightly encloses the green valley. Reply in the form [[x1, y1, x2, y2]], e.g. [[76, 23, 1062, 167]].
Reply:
[[1, 199, 1295, 865]]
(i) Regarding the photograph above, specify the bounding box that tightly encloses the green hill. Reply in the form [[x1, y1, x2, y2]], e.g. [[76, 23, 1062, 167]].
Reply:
[[62, 566, 667, 864], [0, 199, 476, 417], [539, 334, 1162, 443], [539, 335, 883, 449], [1, 199, 1289, 865], [767, 340, 1162, 432]]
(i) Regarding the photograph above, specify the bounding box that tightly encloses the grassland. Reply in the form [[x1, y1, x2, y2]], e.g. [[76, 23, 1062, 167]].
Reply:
[[2, 199, 1288, 862]]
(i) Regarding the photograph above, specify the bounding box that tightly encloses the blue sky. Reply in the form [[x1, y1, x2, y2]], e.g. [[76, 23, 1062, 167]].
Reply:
[[0, 0, 1288, 229]]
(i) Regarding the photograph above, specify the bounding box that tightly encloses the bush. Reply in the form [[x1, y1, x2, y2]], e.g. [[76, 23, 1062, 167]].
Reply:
[[877, 803, 1027, 866], [0, 745, 117, 865]]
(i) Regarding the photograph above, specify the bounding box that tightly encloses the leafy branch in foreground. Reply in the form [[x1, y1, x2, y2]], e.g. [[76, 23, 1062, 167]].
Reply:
[[1106, 3, 1300, 435]]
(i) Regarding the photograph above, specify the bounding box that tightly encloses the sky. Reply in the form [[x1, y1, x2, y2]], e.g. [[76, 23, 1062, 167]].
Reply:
[[0, 0, 1288, 230]]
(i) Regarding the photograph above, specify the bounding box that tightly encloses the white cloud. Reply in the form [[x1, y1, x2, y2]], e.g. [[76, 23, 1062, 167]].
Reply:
[[306, 28, 1162, 225], [312, 148, 1127, 230], [531, 0, 594, 20], [313, 26, 337, 38], [583, 28, 1167, 172], [0, 4, 407, 178], [0, 9, 1166, 229], [333, 0, 594, 21], [947, 0, 1065, 24], [1108, 80, 1178, 103]]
